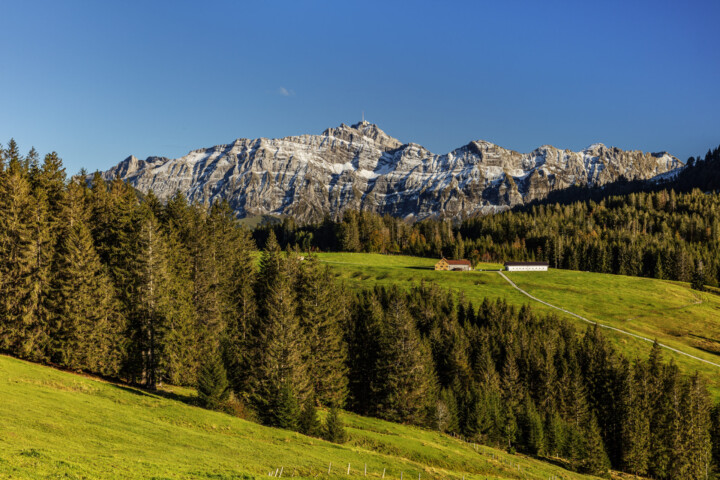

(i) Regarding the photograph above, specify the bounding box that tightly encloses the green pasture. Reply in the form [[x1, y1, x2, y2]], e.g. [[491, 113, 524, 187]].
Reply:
[[0, 355, 598, 480]]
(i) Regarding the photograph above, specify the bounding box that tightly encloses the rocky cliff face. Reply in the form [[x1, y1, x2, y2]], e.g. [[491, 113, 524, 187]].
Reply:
[[102, 122, 683, 222]]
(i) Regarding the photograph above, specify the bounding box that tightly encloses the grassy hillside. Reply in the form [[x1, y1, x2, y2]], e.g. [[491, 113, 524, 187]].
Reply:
[[0, 355, 600, 480], [317, 253, 720, 396]]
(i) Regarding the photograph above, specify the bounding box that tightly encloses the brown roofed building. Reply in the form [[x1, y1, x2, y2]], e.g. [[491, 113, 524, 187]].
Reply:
[[435, 258, 472, 271]]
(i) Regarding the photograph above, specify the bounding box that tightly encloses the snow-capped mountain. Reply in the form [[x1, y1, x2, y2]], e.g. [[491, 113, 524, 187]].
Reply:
[[101, 122, 683, 222]]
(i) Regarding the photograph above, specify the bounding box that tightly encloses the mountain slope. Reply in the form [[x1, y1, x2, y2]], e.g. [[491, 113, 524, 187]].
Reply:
[[102, 122, 682, 222], [0, 354, 602, 480]]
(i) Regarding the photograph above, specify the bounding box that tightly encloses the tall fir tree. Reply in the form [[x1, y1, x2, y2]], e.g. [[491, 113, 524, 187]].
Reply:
[[296, 255, 348, 407], [374, 289, 436, 425], [346, 290, 384, 414], [620, 361, 650, 476], [223, 225, 258, 398], [125, 209, 172, 389], [0, 153, 45, 360], [323, 407, 347, 443], [197, 350, 230, 411], [298, 394, 322, 437], [251, 245, 309, 427], [49, 183, 125, 374]]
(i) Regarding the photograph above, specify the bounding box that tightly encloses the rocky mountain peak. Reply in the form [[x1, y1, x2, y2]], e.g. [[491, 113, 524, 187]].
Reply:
[[321, 121, 403, 151], [101, 124, 684, 223]]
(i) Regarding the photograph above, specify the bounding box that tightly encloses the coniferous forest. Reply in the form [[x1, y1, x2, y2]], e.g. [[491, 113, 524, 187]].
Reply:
[[254, 144, 720, 289], [3, 141, 720, 479], [257, 184, 720, 289]]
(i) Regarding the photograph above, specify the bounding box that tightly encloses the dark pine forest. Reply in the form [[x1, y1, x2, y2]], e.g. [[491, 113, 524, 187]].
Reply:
[[2, 140, 720, 479]]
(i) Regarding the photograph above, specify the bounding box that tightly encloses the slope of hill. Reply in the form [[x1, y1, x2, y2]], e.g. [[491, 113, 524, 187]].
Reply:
[[99, 122, 682, 222], [317, 253, 720, 397], [0, 354, 602, 480]]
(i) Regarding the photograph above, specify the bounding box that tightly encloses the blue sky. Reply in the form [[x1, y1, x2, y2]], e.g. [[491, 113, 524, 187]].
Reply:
[[1, 0, 719, 174]]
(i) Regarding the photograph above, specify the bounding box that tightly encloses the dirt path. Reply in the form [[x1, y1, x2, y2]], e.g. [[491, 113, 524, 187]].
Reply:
[[497, 271, 720, 369]]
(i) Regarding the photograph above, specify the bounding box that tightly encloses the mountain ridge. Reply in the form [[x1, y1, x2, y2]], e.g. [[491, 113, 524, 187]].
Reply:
[[101, 122, 683, 222]]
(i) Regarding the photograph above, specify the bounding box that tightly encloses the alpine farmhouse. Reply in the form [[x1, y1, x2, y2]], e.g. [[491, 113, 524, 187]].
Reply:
[[435, 258, 472, 271]]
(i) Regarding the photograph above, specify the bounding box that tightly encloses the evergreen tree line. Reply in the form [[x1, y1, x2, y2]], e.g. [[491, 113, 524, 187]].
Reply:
[[348, 284, 717, 478], [0, 140, 350, 436], [2, 141, 720, 478], [255, 187, 720, 288]]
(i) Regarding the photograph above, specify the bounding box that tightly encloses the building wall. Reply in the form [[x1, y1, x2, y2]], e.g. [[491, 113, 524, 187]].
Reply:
[[450, 265, 471, 271], [505, 265, 548, 272]]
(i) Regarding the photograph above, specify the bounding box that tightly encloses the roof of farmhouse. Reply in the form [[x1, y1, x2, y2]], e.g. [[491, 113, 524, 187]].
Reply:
[[504, 261, 550, 266], [443, 259, 472, 266]]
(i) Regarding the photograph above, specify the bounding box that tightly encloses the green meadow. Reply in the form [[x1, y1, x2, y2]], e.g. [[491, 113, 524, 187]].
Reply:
[[3, 252, 718, 479], [0, 354, 599, 480], [317, 252, 720, 396]]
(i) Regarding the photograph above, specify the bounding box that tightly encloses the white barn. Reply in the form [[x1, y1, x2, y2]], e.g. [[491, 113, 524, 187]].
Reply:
[[504, 261, 549, 272]]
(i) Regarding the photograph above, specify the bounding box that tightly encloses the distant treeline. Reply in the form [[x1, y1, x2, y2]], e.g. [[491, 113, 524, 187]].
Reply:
[[2, 139, 720, 478], [256, 189, 720, 288]]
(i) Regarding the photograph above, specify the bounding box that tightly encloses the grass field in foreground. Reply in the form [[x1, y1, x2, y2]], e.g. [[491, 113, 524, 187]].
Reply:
[[317, 253, 720, 397], [0, 355, 600, 480]]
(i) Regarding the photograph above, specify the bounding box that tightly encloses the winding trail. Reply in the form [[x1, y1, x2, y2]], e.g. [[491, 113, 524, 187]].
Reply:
[[496, 271, 720, 369]]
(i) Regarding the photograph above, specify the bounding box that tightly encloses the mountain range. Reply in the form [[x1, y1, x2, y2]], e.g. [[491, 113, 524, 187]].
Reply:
[[100, 122, 683, 222]]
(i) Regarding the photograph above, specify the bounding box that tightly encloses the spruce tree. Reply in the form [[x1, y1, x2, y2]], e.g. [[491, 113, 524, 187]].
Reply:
[[544, 411, 566, 458], [519, 396, 544, 455], [691, 260, 706, 291], [374, 290, 436, 424], [579, 416, 611, 477], [49, 187, 125, 375], [125, 210, 172, 389], [298, 395, 322, 437], [161, 227, 199, 386], [296, 255, 348, 407], [0, 157, 45, 360], [224, 226, 258, 398], [323, 407, 347, 443], [435, 388, 459, 434], [251, 245, 309, 428], [680, 373, 712, 479], [621, 361, 650, 476], [346, 291, 383, 414], [270, 379, 301, 430], [711, 403, 720, 474], [197, 351, 230, 410]]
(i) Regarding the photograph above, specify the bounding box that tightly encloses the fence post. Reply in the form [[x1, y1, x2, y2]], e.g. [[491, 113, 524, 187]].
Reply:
[[347, 463, 351, 475], [382, 468, 385, 479], [279, 467, 283, 478], [328, 463, 332, 475], [364, 464, 367, 476]]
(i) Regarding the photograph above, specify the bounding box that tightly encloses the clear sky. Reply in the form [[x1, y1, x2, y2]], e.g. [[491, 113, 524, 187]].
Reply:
[[1, 0, 719, 174]]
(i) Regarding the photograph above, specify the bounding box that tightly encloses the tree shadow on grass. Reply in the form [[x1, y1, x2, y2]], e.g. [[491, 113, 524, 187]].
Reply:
[[154, 387, 197, 406], [112, 384, 156, 398], [110, 382, 197, 407]]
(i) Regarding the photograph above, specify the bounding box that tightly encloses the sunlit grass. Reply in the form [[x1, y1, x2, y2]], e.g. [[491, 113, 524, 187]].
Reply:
[[0, 355, 600, 480]]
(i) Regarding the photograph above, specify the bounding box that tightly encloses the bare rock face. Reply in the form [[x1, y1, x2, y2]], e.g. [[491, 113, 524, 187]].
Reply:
[[101, 122, 683, 222]]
